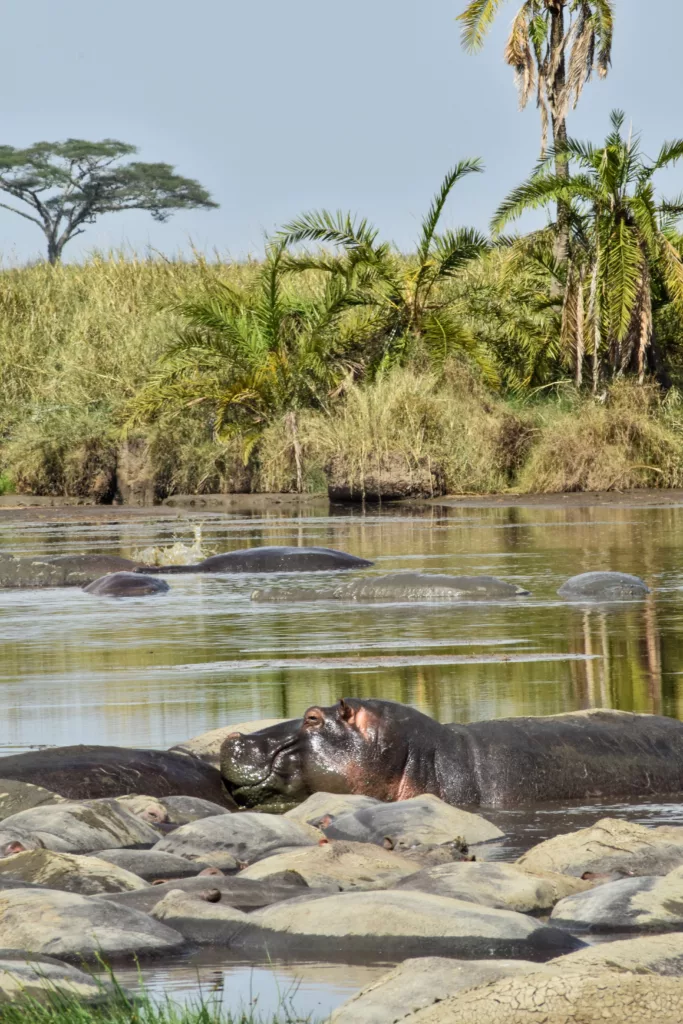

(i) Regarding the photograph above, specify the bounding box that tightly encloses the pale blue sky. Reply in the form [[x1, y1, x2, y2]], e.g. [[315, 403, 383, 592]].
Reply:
[[0, 0, 678, 263]]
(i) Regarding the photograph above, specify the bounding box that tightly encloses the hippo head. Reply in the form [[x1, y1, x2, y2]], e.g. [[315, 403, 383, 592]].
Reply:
[[220, 718, 308, 813], [220, 699, 430, 812]]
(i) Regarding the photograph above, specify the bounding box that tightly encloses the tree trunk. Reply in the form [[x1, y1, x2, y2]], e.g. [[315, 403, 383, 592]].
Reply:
[[548, 1, 570, 270], [286, 410, 303, 493], [46, 236, 61, 265], [588, 251, 601, 394], [575, 266, 585, 387]]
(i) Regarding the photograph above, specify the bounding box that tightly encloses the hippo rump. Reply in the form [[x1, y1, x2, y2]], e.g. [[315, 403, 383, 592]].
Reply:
[[83, 572, 170, 597], [251, 573, 529, 603], [221, 700, 683, 813], [0, 554, 143, 589], [135, 546, 372, 575], [0, 746, 235, 808]]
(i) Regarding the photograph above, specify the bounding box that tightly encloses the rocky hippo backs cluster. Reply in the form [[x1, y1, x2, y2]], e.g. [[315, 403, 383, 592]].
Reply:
[[0, 700, 681, 1020]]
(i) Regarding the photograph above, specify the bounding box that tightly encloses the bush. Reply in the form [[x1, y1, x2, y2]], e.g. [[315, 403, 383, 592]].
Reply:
[[304, 363, 512, 500], [517, 382, 683, 493], [2, 406, 117, 499]]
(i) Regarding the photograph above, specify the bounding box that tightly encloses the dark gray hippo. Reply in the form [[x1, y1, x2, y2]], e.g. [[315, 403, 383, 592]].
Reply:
[[251, 572, 529, 603], [558, 571, 649, 602], [220, 700, 683, 812], [0, 554, 143, 589], [135, 546, 372, 575], [0, 745, 235, 807], [83, 572, 170, 597]]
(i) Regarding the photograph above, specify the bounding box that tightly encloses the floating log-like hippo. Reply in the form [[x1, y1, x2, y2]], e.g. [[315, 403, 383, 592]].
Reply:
[[0, 554, 143, 589], [0, 746, 235, 808], [558, 571, 649, 602], [221, 700, 683, 813], [135, 546, 372, 575], [251, 572, 529, 603], [83, 572, 170, 598]]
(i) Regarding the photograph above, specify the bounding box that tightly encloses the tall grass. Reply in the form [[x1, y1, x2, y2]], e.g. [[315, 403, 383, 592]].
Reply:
[[2, 255, 683, 499], [0, 970, 315, 1024]]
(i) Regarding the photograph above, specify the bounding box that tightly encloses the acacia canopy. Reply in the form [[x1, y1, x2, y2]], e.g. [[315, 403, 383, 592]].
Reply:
[[0, 138, 217, 263]]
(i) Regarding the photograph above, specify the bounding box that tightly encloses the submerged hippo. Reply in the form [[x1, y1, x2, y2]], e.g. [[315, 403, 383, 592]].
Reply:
[[135, 546, 372, 575], [83, 572, 170, 598], [0, 745, 235, 807], [0, 554, 143, 589], [221, 699, 683, 812], [251, 573, 529, 603], [558, 571, 650, 602]]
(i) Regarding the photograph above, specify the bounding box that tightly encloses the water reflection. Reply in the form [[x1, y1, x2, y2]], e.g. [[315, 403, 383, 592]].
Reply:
[[0, 502, 682, 752]]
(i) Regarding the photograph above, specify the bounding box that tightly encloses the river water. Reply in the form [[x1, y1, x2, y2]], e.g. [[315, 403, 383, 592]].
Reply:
[[2, 498, 683, 1018]]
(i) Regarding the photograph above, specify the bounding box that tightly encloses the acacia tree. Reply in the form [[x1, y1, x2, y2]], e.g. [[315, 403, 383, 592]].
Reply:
[[493, 112, 683, 388], [0, 139, 217, 263], [457, 0, 614, 263]]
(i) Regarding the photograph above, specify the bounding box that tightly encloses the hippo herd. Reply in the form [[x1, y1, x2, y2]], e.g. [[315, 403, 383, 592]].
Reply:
[[0, 543, 654, 604], [1, 540, 681, 1019]]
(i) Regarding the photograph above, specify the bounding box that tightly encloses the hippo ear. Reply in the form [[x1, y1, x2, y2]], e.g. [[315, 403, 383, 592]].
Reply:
[[338, 699, 355, 723]]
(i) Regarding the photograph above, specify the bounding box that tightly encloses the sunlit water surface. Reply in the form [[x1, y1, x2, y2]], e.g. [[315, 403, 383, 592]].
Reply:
[[3, 500, 683, 1017]]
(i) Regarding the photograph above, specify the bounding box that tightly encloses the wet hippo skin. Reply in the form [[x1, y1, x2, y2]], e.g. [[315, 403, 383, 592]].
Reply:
[[0, 746, 236, 808], [135, 546, 372, 575], [221, 699, 683, 812]]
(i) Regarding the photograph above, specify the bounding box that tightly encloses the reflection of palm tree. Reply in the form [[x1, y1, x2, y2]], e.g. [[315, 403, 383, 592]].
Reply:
[[643, 595, 662, 713]]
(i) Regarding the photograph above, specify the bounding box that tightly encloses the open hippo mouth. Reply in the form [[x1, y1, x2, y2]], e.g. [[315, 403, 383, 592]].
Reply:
[[220, 721, 310, 813]]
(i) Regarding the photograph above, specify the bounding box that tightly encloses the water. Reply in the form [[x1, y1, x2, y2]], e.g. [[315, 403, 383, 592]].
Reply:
[[2, 498, 683, 1016]]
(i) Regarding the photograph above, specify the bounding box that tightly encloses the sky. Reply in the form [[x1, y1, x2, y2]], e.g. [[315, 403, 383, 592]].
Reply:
[[0, 0, 680, 264]]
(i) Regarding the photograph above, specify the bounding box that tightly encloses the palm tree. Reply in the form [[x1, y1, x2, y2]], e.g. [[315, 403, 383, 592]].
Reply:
[[278, 161, 494, 380], [493, 111, 683, 388], [458, 0, 614, 262], [130, 242, 355, 491]]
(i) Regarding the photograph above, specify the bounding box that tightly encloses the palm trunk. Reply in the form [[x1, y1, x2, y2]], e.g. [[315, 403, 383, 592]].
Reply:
[[587, 249, 601, 394], [548, 1, 570, 270], [286, 410, 303, 493], [575, 266, 585, 387]]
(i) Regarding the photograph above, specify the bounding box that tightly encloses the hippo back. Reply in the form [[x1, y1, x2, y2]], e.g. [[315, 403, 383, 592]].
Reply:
[[463, 710, 683, 808], [0, 746, 235, 808]]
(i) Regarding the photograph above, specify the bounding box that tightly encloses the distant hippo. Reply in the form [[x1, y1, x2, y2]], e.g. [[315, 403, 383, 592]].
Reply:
[[0, 554, 143, 589], [251, 573, 529, 603], [558, 572, 649, 602], [0, 746, 235, 808], [221, 700, 683, 813], [135, 546, 372, 575], [83, 572, 170, 597]]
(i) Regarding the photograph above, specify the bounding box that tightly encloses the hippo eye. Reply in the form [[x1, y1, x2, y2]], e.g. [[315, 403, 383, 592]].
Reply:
[[305, 709, 324, 727]]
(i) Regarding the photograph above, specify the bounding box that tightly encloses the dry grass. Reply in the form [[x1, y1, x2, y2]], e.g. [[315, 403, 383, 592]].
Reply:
[[517, 383, 683, 493], [301, 365, 513, 499]]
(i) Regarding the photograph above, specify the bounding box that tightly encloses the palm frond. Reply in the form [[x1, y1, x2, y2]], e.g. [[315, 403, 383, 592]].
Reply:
[[457, 0, 509, 53], [432, 227, 490, 277], [606, 221, 645, 342], [277, 210, 379, 252], [416, 159, 484, 265]]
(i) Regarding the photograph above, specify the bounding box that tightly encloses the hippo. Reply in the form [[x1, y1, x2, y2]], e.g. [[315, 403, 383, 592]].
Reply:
[[558, 571, 649, 602], [83, 572, 170, 597], [0, 554, 143, 589], [251, 573, 529, 603], [135, 546, 372, 575], [220, 700, 683, 813], [0, 746, 235, 808]]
